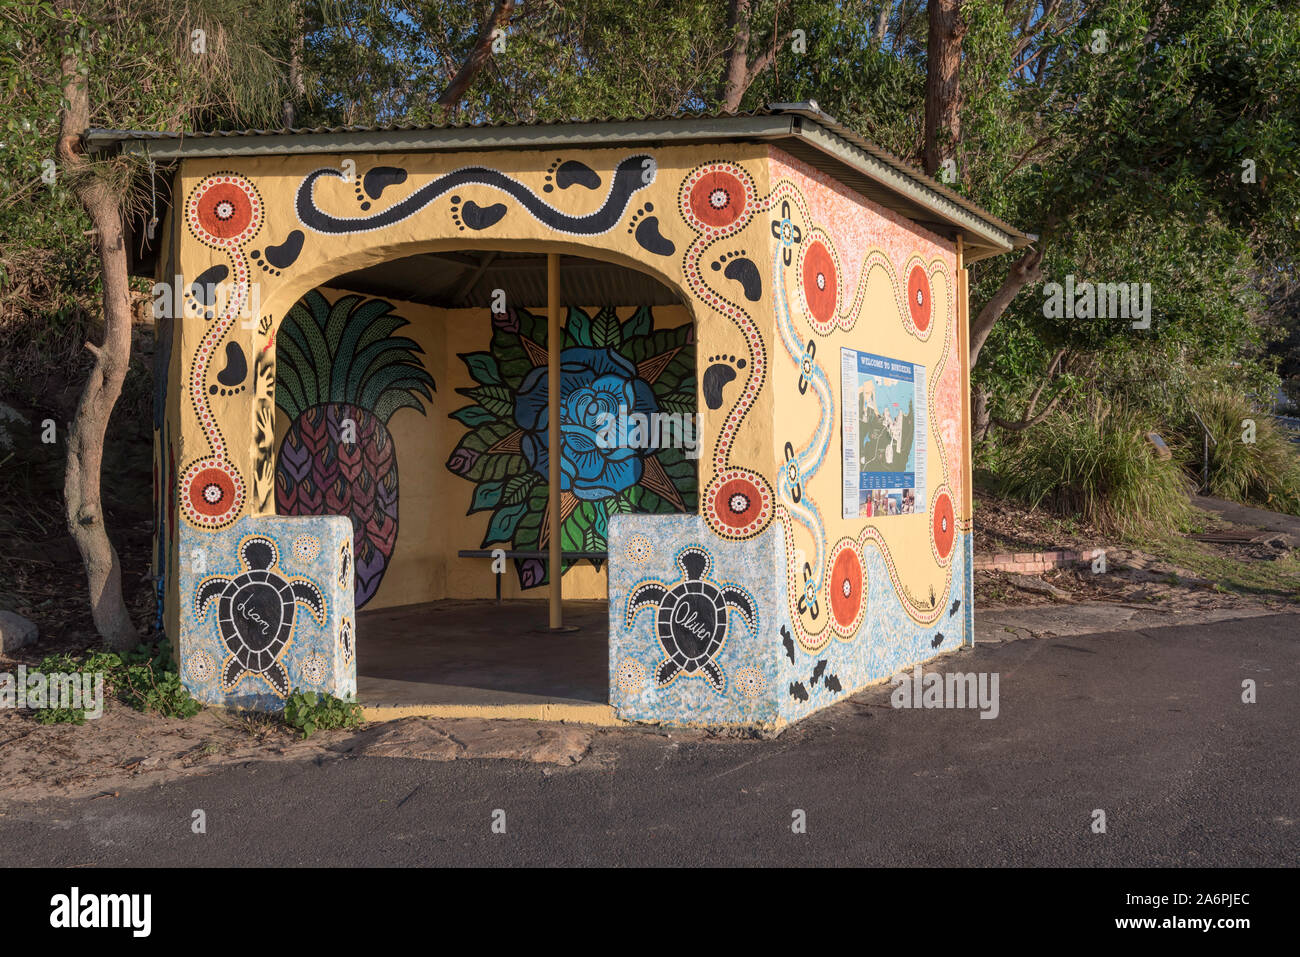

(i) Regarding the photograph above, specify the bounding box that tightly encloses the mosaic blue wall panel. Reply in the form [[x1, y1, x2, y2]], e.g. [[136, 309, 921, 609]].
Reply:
[[608, 514, 784, 726], [777, 529, 972, 723], [178, 515, 356, 710]]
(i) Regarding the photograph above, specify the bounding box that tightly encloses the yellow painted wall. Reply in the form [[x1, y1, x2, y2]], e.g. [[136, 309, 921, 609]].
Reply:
[[168, 145, 770, 527]]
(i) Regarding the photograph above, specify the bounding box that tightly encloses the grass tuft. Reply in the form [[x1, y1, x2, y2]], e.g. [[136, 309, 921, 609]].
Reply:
[[989, 405, 1194, 538]]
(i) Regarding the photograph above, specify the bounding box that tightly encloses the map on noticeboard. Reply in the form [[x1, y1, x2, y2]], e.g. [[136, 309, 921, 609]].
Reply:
[[841, 348, 927, 519]]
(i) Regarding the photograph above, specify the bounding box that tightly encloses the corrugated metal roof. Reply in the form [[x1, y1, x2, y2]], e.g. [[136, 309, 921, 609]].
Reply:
[[88, 104, 1030, 262], [86, 107, 783, 140]]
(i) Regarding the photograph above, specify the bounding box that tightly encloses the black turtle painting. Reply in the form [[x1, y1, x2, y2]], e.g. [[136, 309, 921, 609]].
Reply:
[[194, 535, 326, 697], [626, 545, 758, 694]]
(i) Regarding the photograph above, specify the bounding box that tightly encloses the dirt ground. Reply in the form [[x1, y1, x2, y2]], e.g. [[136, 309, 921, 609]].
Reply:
[[971, 488, 1300, 613], [0, 698, 704, 808]]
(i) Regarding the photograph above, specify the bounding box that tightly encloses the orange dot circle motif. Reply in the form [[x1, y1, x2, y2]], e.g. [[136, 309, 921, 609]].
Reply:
[[932, 490, 956, 561], [689, 169, 747, 228], [907, 264, 932, 332], [803, 240, 838, 326], [829, 544, 863, 631]]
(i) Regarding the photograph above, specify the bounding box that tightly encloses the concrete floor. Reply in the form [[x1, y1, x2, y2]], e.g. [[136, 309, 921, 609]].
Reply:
[[355, 600, 611, 718]]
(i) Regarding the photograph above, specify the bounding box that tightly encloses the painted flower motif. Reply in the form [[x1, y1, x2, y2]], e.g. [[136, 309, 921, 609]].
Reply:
[[186, 650, 217, 684], [292, 535, 321, 562], [616, 658, 646, 694], [733, 666, 767, 698], [446, 305, 697, 589], [625, 534, 653, 564], [514, 347, 659, 501]]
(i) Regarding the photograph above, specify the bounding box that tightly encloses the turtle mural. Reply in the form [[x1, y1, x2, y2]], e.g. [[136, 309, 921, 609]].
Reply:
[[195, 535, 327, 697], [626, 545, 757, 694]]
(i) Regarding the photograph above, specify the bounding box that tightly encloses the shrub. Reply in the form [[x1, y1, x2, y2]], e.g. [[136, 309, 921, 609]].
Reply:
[[1179, 390, 1300, 516], [31, 641, 202, 724], [992, 405, 1193, 537], [283, 691, 365, 738]]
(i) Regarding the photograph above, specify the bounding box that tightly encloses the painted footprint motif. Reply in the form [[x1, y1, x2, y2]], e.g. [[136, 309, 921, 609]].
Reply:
[[703, 354, 747, 410]]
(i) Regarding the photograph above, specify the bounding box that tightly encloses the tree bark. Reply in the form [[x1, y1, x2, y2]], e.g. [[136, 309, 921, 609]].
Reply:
[[969, 247, 1044, 369], [436, 0, 516, 109], [972, 386, 991, 442], [922, 0, 966, 177], [873, 1, 891, 43], [718, 0, 790, 112], [283, 0, 306, 126], [720, 0, 754, 112], [58, 52, 139, 650]]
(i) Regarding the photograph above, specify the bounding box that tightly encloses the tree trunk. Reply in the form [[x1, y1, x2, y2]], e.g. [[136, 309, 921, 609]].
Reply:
[[283, 0, 306, 127], [720, 0, 754, 112], [972, 387, 991, 442], [922, 0, 966, 177], [58, 52, 139, 650]]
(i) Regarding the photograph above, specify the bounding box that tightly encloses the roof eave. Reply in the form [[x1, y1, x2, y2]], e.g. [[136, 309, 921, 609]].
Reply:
[[84, 114, 799, 160], [770, 105, 1024, 260]]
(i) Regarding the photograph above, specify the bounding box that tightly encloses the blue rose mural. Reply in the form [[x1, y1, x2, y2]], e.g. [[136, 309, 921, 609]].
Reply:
[[515, 347, 660, 500], [447, 305, 697, 588]]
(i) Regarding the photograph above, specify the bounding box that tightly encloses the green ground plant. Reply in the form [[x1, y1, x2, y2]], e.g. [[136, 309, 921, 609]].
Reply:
[[989, 403, 1194, 537], [31, 640, 202, 724], [1180, 389, 1300, 516], [283, 690, 365, 738]]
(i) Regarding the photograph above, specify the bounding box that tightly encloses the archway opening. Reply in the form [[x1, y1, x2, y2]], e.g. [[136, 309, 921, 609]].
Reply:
[[272, 248, 700, 713]]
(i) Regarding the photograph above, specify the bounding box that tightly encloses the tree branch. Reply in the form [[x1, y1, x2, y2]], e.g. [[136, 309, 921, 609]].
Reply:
[[969, 246, 1045, 368], [990, 386, 1066, 431], [873, 2, 891, 42], [436, 0, 516, 108]]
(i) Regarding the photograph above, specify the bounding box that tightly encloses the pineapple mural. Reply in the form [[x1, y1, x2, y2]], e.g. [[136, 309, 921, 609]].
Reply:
[[275, 290, 436, 608]]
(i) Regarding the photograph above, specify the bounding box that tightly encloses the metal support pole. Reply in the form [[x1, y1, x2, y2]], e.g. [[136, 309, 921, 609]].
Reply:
[[547, 253, 563, 630]]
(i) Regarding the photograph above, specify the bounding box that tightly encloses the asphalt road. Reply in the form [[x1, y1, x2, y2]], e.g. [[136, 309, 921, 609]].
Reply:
[[1, 614, 1296, 867]]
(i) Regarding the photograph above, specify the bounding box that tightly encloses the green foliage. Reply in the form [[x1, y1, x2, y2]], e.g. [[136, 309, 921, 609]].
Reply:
[[1180, 390, 1300, 515], [30, 640, 202, 723], [989, 403, 1194, 537], [283, 689, 364, 738], [1, 0, 301, 412], [4, 0, 1297, 568]]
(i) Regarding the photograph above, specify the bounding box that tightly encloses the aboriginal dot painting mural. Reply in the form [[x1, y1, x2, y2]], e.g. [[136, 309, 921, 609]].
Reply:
[[763, 148, 972, 724], [154, 125, 988, 721], [606, 145, 973, 727], [445, 303, 697, 590]]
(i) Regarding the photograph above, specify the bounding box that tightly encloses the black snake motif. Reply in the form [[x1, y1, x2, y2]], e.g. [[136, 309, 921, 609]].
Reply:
[[296, 154, 655, 236]]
